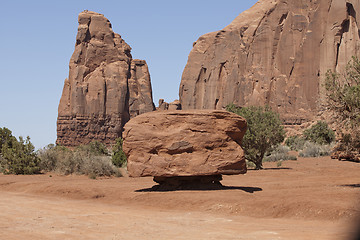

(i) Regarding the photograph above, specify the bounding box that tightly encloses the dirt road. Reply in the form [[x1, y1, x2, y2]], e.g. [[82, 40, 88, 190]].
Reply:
[[0, 156, 359, 239]]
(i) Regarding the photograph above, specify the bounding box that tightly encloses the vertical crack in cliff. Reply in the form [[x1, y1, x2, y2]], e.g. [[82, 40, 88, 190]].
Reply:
[[334, 3, 355, 69], [288, 64, 295, 80], [194, 67, 207, 108], [272, 12, 289, 67], [216, 62, 227, 109], [279, 12, 288, 25], [103, 73, 107, 116]]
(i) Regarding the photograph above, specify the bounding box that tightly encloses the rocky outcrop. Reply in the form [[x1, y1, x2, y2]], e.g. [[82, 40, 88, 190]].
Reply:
[[128, 59, 155, 118], [179, 0, 360, 124], [157, 99, 182, 111], [123, 110, 247, 178], [57, 11, 155, 147]]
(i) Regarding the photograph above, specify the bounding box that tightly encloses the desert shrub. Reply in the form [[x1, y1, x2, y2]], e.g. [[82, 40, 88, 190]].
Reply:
[[1, 135, 41, 175], [325, 56, 360, 125], [226, 104, 285, 169], [264, 145, 297, 162], [285, 135, 306, 151], [303, 121, 335, 145], [0, 155, 5, 172], [76, 141, 109, 156], [246, 160, 256, 169], [299, 141, 332, 158], [112, 138, 127, 167], [325, 56, 360, 155], [0, 127, 14, 153], [334, 129, 360, 154], [38, 142, 121, 177], [37, 144, 61, 171], [79, 155, 120, 177]]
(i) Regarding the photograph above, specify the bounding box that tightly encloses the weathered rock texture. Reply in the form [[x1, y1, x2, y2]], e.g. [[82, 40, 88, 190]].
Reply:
[[180, 0, 360, 124], [57, 11, 155, 146], [157, 99, 182, 111], [123, 110, 247, 177]]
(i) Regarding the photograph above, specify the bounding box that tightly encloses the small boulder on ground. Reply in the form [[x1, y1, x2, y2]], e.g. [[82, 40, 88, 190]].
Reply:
[[123, 110, 247, 182]]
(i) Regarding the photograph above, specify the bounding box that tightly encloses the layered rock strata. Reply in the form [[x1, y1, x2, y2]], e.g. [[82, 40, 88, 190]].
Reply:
[[179, 0, 360, 124], [123, 110, 247, 178], [57, 11, 155, 146]]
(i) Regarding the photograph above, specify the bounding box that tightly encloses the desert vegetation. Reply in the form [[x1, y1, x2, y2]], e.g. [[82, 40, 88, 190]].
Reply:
[[0, 127, 125, 177], [37, 142, 122, 178], [324, 56, 360, 161], [285, 121, 335, 158], [226, 104, 339, 169], [263, 145, 297, 163], [0, 127, 41, 175], [226, 104, 285, 169]]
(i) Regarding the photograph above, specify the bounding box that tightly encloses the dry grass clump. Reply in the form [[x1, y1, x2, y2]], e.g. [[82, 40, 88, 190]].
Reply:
[[38, 143, 121, 177], [299, 142, 332, 158], [264, 145, 297, 163]]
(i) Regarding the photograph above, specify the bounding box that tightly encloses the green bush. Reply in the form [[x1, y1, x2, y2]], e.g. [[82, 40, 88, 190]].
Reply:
[[285, 135, 306, 151], [0, 127, 14, 152], [334, 129, 360, 154], [325, 56, 360, 156], [299, 142, 332, 158], [112, 138, 127, 167], [264, 145, 297, 162], [226, 104, 285, 170], [325, 56, 360, 125], [1, 135, 40, 175], [303, 121, 335, 145]]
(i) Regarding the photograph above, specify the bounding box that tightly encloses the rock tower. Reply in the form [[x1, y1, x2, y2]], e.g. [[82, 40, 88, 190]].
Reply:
[[57, 11, 155, 146]]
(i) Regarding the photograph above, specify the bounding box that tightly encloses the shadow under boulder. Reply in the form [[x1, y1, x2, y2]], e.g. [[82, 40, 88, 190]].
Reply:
[[152, 175, 223, 191]]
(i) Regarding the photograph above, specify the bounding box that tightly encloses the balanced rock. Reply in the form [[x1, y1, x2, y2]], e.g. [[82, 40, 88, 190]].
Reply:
[[123, 110, 247, 178], [179, 0, 360, 124], [57, 11, 155, 146]]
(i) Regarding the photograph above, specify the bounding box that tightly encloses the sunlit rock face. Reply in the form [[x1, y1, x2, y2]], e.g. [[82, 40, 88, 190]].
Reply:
[[57, 11, 155, 146], [123, 110, 247, 178], [179, 0, 360, 124]]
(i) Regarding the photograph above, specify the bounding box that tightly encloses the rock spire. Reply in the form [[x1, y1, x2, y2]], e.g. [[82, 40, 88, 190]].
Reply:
[[57, 11, 155, 146]]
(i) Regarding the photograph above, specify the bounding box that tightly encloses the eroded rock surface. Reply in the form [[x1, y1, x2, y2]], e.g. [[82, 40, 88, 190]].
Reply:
[[123, 110, 247, 177], [157, 99, 181, 111], [179, 0, 360, 124], [57, 11, 155, 146]]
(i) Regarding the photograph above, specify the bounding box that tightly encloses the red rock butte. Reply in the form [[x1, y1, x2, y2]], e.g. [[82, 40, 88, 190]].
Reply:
[[57, 11, 155, 147], [179, 0, 360, 124]]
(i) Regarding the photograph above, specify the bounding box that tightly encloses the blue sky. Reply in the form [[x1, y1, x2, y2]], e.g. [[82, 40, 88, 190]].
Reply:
[[0, 0, 258, 149]]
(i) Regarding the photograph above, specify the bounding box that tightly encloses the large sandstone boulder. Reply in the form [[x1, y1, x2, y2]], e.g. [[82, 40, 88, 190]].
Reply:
[[57, 11, 155, 146], [179, 0, 360, 124], [123, 110, 247, 178]]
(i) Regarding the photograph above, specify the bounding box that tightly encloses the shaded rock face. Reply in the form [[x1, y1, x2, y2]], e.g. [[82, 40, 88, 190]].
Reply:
[[123, 110, 247, 177], [179, 0, 360, 124], [57, 11, 155, 146]]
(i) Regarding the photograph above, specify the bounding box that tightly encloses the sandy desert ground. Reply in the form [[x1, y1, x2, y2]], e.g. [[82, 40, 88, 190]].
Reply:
[[0, 156, 359, 240]]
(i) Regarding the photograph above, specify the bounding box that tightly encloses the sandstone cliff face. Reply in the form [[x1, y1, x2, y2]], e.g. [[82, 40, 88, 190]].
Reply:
[[179, 0, 360, 124], [57, 11, 155, 146]]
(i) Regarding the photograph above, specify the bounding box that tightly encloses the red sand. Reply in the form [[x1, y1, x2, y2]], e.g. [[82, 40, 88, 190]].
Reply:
[[1, 156, 359, 239]]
